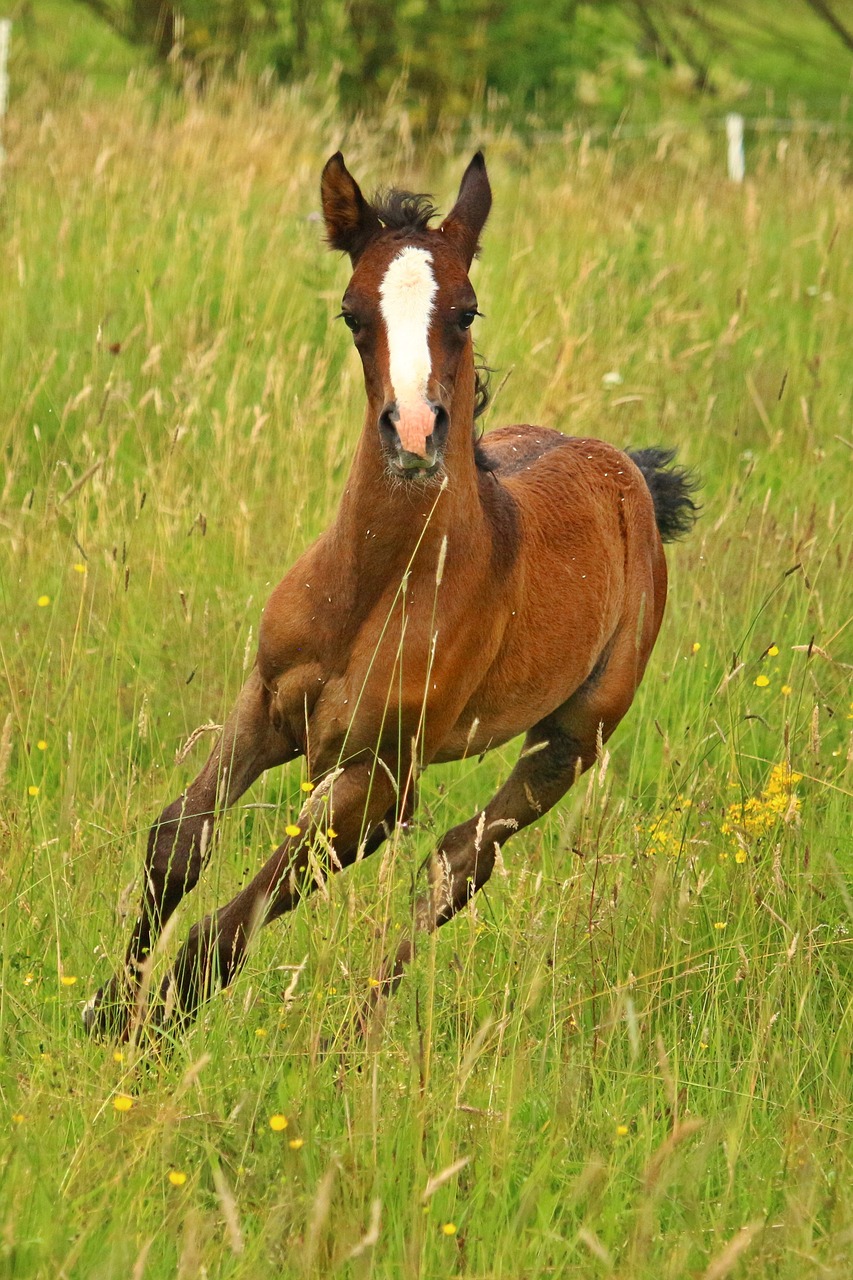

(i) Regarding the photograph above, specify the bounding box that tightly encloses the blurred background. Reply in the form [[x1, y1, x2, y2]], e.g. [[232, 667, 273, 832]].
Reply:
[[7, 0, 853, 131]]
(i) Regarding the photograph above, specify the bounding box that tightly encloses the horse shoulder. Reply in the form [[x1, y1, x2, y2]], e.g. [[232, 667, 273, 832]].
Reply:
[[255, 534, 349, 732]]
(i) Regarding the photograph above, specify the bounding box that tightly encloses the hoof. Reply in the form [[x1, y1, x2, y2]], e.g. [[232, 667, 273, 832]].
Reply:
[[81, 980, 131, 1040], [81, 990, 101, 1034]]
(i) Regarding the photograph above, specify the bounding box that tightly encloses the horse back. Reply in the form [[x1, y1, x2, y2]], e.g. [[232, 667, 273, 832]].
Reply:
[[480, 425, 662, 577]]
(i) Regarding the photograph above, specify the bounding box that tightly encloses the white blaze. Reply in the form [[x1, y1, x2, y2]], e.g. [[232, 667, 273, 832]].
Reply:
[[379, 247, 437, 413]]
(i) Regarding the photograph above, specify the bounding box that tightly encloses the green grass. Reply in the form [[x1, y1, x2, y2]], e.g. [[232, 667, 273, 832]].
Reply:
[[0, 68, 851, 1279]]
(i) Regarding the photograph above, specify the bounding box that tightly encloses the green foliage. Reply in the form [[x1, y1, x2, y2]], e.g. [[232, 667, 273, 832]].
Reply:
[[49, 0, 853, 125]]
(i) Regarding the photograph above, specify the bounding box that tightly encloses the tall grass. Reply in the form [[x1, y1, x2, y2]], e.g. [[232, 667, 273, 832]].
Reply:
[[0, 74, 851, 1278]]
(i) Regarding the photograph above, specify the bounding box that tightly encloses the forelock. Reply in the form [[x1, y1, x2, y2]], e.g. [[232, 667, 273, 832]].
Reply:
[[372, 189, 439, 233]]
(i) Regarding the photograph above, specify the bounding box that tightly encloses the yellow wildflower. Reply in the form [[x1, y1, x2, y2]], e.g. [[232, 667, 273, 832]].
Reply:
[[754, 674, 770, 688], [767, 645, 779, 657], [691, 642, 701, 654], [616, 1124, 629, 1136], [60, 975, 77, 987], [722, 763, 801, 854], [713, 921, 727, 930], [27, 785, 39, 797], [781, 685, 793, 696], [327, 828, 338, 839], [113, 1050, 124, 1063], [255, 1028, 267, 1038], [12, 1113, 25, 1125], [285, 824, 301, 838], [168, 1170, 187, 1187], [37, 740, 47, 751], [37, 595, 50, 607], [113, 1094, 134, 1112], [735, 848, 747, 864], [641, 807, 684, 858], [300, 781, 314, 792], [441, 1223, 457, 1236], [73, 563, 87, 574], [269, 1114, 288, 1132], [288, 1138, 304, 1150]]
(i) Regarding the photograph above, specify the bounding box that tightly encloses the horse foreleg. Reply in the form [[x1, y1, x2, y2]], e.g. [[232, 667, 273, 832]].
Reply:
[[159, 757, 403, 1023], [85, 669, 292, 1036]]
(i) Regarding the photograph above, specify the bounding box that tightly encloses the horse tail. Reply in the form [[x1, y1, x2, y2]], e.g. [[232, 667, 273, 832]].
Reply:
[[626, 446, 700, 544]]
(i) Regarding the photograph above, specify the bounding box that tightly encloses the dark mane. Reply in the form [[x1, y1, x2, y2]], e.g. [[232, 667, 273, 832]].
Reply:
[[372, 188, 439, 232], [473, 359, 491, 422], [473, 359, 495, 471]]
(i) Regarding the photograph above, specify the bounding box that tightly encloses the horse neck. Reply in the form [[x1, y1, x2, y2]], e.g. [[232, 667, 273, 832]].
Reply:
[[332, 360, 482, 579]]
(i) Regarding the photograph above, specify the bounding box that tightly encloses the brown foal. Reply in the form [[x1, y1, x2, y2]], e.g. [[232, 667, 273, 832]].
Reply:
[[85, 151, 697, 1038]]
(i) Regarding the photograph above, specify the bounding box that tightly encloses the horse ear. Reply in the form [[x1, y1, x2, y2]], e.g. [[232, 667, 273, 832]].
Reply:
[[439, 152, 492, 268], [321, 152, 383, 264]]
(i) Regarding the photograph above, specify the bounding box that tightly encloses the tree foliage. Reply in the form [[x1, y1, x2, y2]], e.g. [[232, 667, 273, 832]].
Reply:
[[72, 0, 853, 122]]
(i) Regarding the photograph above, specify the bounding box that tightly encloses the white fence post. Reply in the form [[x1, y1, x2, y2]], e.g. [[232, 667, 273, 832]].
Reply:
[[726, 112, 745, 182], [0, 19, 10, 172], [0, 19, 9, 116]]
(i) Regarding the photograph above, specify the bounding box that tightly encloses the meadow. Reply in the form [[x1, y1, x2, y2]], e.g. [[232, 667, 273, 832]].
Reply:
[[0, 68, 851, 1279]]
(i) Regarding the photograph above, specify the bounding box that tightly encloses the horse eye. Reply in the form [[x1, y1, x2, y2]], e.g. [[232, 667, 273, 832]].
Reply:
[[339, 312, 360, 334], [458, 309, 478, 330]]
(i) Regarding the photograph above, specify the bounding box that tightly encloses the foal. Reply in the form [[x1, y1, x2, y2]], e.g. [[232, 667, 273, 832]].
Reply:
[[86, 151, 696, 1036]]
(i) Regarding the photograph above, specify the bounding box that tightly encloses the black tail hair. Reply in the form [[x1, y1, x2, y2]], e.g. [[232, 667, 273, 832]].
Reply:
[[626, 446, 700, 543]]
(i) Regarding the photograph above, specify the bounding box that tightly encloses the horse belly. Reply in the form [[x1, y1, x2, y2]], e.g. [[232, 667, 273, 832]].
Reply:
[[434, 641, 596, 762]]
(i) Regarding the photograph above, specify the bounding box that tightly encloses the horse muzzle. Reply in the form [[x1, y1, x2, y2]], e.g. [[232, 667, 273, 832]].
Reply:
[[378, 400, 449, 475]]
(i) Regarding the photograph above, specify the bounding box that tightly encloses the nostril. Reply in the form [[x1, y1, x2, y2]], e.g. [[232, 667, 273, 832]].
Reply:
[[431, 404, 450, 446], [378, 403, 400, 446]]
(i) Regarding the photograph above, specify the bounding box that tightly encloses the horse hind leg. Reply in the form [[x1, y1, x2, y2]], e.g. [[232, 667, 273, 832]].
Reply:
[[374, 648, 643, 998], [84, 669, 294, 1038]]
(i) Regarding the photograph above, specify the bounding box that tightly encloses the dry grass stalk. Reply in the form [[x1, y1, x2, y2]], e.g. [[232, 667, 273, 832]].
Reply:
[[702, 1221, 763, 1280], [212, 1164, 244, 1255]]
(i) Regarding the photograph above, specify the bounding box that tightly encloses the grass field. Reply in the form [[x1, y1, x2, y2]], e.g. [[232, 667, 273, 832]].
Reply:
[[1, 65, 852, 1279]]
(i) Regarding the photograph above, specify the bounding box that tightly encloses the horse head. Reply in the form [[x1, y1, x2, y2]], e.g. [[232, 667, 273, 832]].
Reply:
[[321, 152, 492, 478]]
